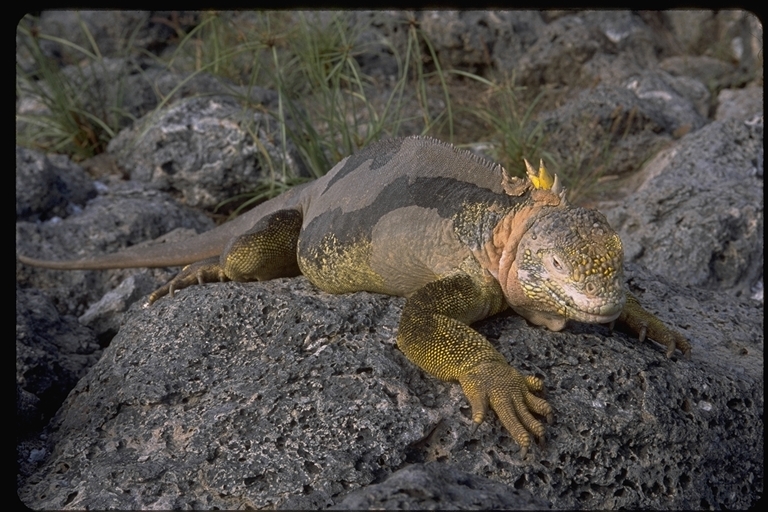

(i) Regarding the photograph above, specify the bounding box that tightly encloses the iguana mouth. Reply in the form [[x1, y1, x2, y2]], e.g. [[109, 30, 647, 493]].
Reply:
[[540, 278, 625, 325], [567, 306, 623, 325]]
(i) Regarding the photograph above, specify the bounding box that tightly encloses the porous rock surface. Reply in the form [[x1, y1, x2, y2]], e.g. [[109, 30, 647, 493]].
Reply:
[[17, 263, 763, 509]]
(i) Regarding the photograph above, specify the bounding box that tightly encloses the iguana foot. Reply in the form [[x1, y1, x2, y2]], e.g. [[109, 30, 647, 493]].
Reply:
[[460, 361, 553, 458], [149, 257, 228, 304], [147, 210, 303, 304], [619, 293, 691, 358]]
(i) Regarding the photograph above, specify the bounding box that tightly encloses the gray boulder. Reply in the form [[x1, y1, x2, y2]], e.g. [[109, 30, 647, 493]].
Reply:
[[329, 462, 550, 510], [604, 117, 763, 298], [536, 82, 701, 187], [16, 150, 214, 318], [716, 84, 764, 121], [107, 95, 307, 209], [15, 146, 96, 222], [16, 263, 762, 509]]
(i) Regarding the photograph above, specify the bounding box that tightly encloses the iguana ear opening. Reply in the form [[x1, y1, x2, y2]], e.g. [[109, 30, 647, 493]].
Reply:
[[524, 159, 567, 205]]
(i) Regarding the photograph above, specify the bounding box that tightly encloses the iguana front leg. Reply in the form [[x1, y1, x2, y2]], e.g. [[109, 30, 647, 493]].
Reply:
[[149, 209, 303, 303], [397, 272, 552, 457], [618, 293, 692, 358]]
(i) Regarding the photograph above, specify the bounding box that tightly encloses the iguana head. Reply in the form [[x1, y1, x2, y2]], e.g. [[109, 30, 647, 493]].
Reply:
[[496, 161, 626, 331]]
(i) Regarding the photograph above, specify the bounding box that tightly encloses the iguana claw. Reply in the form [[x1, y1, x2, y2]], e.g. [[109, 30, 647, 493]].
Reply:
[[460, 361, 552, 457], [619, 293, 692, 358], [149, 257, 228, 304]]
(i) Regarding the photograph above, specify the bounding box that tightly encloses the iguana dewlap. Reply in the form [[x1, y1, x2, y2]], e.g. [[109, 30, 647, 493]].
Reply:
[[18, 135, 691, 457]]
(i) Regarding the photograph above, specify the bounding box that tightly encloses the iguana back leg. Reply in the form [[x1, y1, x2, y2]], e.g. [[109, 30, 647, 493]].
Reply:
[[149, 209, 303, 303], [397, 271, 552, 457], [618, 292, 692, 358]]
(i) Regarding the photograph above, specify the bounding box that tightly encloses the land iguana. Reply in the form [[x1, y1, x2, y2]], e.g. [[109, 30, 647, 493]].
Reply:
[[18, 135, 691, 457]]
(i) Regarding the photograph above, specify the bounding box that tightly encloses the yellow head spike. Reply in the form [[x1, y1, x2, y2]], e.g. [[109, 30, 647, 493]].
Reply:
[[524, 158, 555, 190]]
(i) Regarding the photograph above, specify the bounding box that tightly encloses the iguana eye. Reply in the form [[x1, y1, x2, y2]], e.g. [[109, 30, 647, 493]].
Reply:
[[551, 255, 563, 271]]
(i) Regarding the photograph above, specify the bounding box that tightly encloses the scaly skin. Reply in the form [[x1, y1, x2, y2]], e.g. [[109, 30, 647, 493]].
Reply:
[[619, 293, 692, 358], [505, 206, 627, 330], [18, 136, 691, 456], [149, 210, 303, 303], [396, 260, 553, 456]]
